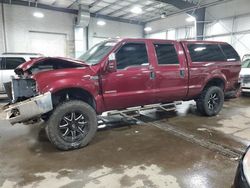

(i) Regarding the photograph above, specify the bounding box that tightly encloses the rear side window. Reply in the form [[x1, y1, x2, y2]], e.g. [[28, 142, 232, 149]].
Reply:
[[220, 44, 240, 61], [0, 58, 2, 69], [188, 44, 225, 62], [154, 43, 179, 65], [116, 43, 148, 69], [5, 57, 25, 69]]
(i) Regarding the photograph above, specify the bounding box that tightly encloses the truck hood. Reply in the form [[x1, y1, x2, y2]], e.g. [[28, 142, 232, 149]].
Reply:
[[15, 57, 88, 75]]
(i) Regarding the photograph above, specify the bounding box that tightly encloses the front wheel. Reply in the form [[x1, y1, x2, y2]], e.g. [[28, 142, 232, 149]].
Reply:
[[45, 100, 98, 150], [196, 86, 224, 116]]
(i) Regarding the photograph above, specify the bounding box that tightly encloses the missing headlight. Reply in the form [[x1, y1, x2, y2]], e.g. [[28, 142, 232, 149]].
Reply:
[[11, 78, 37, 102]]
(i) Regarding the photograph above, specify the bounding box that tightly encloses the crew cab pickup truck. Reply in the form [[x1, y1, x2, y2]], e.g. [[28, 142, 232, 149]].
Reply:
[[3, 38, 241, 150]]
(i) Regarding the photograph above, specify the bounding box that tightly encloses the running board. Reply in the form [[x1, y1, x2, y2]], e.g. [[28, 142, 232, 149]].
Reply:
[[106, 101, 182, 119]]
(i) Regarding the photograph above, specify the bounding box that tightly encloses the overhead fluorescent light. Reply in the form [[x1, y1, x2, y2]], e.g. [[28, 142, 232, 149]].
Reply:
[[144, 27, 152, 32], [186, 15, 196, 22], [97, 20, 106, 26], [33, 12, 44, 18], [131, 6, 142, 14]]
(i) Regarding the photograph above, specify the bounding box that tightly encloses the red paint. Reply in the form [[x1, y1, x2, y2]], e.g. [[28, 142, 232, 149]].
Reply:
[[20, 39, 241, 114]]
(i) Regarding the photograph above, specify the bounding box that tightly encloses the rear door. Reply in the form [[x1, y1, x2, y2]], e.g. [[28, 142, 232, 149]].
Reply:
[[1, 57, 25, 91], [150, 41, 189, 103], [0, 57, 4, 92]]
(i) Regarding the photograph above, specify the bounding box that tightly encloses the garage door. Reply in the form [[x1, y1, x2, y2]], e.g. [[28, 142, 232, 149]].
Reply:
[[29, 31, 67, 57]]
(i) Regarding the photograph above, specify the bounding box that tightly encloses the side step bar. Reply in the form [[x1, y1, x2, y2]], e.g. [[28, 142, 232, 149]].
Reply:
[[106, 101, 182, 119]]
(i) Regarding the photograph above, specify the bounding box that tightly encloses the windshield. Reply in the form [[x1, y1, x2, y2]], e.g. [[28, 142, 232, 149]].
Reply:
[[78, 40, 118, 65], [242, 59, 250, 68]]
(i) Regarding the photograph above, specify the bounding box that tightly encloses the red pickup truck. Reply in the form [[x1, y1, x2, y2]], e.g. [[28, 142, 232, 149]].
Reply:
[[3, 38, 241, 150]]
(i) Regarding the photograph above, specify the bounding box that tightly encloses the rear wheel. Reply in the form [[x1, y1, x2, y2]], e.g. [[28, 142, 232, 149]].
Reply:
[[196, 86, 224, 116], [45, 100, 97, 150]]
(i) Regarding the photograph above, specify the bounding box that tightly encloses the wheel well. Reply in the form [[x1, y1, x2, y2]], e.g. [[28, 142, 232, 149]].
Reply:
[[204, 78, 225, 90], [52, 88, 96, 110]]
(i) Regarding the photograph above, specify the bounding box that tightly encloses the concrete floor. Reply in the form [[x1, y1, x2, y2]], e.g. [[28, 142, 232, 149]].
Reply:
[[0, 95, 250, 188]]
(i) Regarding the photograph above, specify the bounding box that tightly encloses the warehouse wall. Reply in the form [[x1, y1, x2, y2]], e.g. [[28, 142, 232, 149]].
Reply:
[[88, 17, 143, 48], [145, 0, 250, 58], [0, 5, 5, 53], [0, 4, 75, 57], [205, 0, 250, 58], [145, 13, 195, 40], [0, 4, 143, 58], [75, 18, 143, 58]]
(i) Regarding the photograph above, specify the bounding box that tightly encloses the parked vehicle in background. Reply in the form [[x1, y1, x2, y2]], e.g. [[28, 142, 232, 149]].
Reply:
[[242, 54, 250, 62], [3, 39, 241, 150], [0, 53, 43, 93], [234, 146, 250, 188], [240, 59, 250, 93]]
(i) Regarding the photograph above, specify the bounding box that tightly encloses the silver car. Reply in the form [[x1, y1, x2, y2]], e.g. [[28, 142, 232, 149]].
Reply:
[[240, 59, 250, 93], [0, 53, 43, 93]]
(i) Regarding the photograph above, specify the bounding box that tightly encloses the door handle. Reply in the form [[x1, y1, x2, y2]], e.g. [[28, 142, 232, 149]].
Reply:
[[148, 65, 155, 80], [179, 69, 185, 78]]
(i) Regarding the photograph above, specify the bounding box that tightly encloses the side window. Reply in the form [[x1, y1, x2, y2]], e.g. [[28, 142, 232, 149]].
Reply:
[[116, 43, 148, 70], [0, 58, 3, 69], [154, 43, 179, 65], [220, 44, 240, 62], [188, 44, 225, 62], [5, 57, 25, 69]]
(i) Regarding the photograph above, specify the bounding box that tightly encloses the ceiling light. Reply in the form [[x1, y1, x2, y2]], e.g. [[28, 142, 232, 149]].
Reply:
[[186, 15, 196, 22], [131, 6, 142, 14], [33, 12, 44, 18], [144, 27, 152, 32], [186, 16, 196, 22], [97, 20, 106, 26]]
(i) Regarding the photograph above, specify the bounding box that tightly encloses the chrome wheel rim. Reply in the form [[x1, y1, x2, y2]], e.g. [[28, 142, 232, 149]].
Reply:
[[207, 92, 220, 111], [58, 111, 89, 142]]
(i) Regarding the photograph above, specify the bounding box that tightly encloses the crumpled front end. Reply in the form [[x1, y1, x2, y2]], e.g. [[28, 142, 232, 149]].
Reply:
[[4, 92, 53, 125], [3, 78, 53, 125], [4, 78, 37, 102]]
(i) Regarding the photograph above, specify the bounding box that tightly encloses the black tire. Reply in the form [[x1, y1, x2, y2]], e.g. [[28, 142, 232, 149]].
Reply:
[[45, 100, 98, 150], [196, 86, 224, 116]]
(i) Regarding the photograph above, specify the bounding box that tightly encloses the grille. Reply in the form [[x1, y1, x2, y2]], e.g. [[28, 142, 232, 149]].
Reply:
[[4, 78, 37, 102]]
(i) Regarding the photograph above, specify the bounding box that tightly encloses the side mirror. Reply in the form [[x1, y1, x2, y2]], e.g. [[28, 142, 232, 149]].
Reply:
[[106, 53, 117, 72]]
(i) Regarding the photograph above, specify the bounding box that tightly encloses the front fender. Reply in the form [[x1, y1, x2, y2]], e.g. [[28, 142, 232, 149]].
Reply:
[[38, 78, 105, 113], [40, 78, 98, 96]]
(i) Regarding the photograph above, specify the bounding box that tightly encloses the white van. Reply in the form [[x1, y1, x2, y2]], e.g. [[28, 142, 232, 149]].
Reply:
[[0, 53, 43, 93]]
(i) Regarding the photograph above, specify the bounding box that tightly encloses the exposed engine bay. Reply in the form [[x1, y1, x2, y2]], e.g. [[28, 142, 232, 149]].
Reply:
[[5, 57, 86, 103], [14, 57, 85, 76], [4, 78, 37, 103]]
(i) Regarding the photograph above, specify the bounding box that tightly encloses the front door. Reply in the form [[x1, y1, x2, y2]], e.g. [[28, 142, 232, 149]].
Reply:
[[150, 41, 189, 103], [102, 42, 154, 111]]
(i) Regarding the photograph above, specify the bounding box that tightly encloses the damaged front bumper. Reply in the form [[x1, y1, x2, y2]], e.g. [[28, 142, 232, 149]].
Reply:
[[3, 92, 53, 125]]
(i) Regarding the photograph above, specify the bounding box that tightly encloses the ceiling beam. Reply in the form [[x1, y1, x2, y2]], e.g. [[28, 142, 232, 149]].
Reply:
[[106, 0, 141, 16], [146, 0, 232, 23], [94, 1, 119, 14], [89, 0, 102, 8], [67, 0, 78, 8], [118, 1, 162, 19], [0, 0, 145, 25], [154, 0, 196, 9]]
